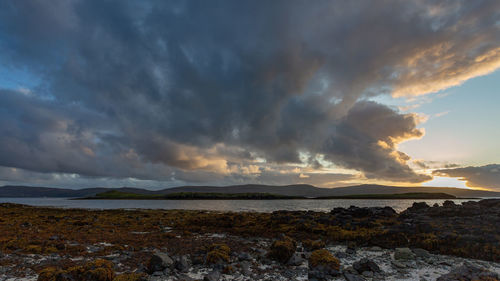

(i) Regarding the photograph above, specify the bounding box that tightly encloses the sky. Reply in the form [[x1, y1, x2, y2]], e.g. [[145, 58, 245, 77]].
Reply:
[[0, 0, 500, 190]]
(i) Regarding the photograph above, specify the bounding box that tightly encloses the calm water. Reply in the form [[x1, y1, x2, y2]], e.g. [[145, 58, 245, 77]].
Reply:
[[0, 197, 483, 213]]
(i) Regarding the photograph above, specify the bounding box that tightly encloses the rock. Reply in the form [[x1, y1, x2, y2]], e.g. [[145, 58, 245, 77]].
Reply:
[[346, 242, 357, 255], [152, 271, 163, 276], [254, 248, 267, 257], [302, 239, 326, 251], [287, 252, 304, 266], [237, 252, 252, 261], [369, 246, 382, 252], [375, 206, 397, 217], [412, 248, 430, 258], [175, 255, 191, 272], [206, 244, 231, 265], [392, 260, 407, 269], [353, 258, 381, 273], [410, 202, 430, 211], [394, 248, 415, 260], [362, 271, 373, 278], [437, 263, 499, 281], [239, 261, 252, 276], [203, 270, 221, 281], [267, 236, 296, 263], [442, 200, 456, 208], [335, 251, 348, 259], [350, 207, 373, 218], [308, 249, 340, 280], [176, 274, 195, 281], [344, 272, 365, 281], [148, 252, 174, 273], [343, 266, 357, 274]]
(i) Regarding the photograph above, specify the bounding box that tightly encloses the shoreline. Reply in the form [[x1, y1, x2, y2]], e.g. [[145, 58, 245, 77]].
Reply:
[[0, 199, 499, 280]]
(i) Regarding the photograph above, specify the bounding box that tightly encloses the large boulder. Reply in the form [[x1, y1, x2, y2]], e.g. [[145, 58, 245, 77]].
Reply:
[[394, 248, 415, 260], [206, 244, 231, 265], [442, 200, 456, 208], [353, 258, 381, 273], [148, 252, 174, 273], [409, 202, 430, 211], [308, 249, 340, 280], [267, 236, 296, 263]]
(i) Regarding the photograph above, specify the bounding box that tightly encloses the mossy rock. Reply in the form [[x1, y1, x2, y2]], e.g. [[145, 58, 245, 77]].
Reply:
[[309, 249, 340, 270], [37, 259, 115, 281], [302, 239, 325, 251], [37, 267, 64, 281], [113, 273, 147, 281], [268, 236, 296, 263], [206, 243, 231, 264]]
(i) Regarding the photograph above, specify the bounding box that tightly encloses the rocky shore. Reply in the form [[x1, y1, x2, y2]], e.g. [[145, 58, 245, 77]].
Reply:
[[0, 199, 499, 281]]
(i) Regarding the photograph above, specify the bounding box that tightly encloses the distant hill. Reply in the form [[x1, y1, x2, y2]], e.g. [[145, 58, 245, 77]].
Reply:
[[156, 184, 500, 198], [0, 186, 157, 198], [81, 190, 458, 200], [1, 184, 499, 198]]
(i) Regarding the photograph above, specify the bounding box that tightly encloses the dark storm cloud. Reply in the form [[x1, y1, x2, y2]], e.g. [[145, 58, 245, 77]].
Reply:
[[322, 101, 430, 182], [433, 164, 500, 190], [0, 90, 180, 180], [0, 0, 499, 185]]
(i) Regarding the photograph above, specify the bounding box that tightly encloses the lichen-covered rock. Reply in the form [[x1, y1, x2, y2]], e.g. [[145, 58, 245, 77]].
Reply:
[[267, 236, 296, 263], [302, 239, 325, 251], [308, 249, 340, 280], [112, 273, 147, 281], [206, 244, 230, 265], [37, 267, 64, 281], [394, 247, 415, 260], [38, 259, 115, 281]]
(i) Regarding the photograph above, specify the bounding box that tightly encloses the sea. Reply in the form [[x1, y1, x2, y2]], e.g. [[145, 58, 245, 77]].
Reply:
[[0, 197, 485, 213]]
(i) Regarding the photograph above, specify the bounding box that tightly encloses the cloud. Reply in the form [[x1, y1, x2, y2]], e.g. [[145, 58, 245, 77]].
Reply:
[[321, 101, 431, 182], [433, 111, 450, 118], [433, 164, 500, 190], [0, 0, 499, 186]]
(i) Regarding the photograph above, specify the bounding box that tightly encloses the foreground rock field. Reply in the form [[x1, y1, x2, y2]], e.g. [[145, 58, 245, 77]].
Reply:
[[0, 199, 499, 280]]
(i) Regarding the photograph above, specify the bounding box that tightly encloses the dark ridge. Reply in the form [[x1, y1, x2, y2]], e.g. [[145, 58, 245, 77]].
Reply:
[[1, 184, 499, 198]]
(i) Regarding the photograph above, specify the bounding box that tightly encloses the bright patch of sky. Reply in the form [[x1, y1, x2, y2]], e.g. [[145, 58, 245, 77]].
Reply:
[[423, 176, 468, 189], [371, 70, 500, 168], [0, 66, 40, 91]]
